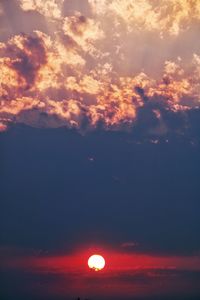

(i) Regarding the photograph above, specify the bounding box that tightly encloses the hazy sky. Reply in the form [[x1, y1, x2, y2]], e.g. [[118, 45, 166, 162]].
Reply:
[[1, 1, 200, 300]]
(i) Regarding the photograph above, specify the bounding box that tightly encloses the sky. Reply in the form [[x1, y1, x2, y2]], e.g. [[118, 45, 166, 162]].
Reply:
[[1, 1, 200, 300]]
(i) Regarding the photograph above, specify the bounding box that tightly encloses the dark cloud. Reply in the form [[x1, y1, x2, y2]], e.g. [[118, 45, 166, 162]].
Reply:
[[7, 34, 47, 89], [133, 87, 185, 138], [135, 86, 149, 104]]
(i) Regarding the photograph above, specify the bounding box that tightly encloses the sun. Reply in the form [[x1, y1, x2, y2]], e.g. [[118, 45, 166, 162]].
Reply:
[[88, 254, 105, 271]]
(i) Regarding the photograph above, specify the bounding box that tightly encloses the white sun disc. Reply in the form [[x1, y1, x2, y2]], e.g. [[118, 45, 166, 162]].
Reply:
[[88, 254, 105, 271]]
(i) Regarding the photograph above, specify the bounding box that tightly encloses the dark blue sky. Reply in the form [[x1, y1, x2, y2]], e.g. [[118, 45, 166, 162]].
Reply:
[[1, 117, 200, 255]]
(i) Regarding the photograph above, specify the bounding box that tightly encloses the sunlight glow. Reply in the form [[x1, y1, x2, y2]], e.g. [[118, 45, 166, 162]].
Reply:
[[88, 254, 105, 271]]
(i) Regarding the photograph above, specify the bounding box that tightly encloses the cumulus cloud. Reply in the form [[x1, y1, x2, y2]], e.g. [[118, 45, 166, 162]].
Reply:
[[19, 0, 64, 20], [0, 0, 200, 133], [89, 0, 200, 36]]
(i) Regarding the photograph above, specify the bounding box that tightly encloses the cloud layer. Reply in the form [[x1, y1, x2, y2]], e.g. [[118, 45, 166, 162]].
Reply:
[[0, 0, 200, 133]]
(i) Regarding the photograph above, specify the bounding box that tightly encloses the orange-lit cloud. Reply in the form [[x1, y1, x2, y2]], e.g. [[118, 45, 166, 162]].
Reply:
[[1, 1, 200, 133], [89, 0, 200, 36], [19, 0, 64, 20]]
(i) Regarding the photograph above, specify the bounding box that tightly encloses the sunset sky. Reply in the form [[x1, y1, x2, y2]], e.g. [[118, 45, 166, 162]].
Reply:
[[1, 1, 200, 300]]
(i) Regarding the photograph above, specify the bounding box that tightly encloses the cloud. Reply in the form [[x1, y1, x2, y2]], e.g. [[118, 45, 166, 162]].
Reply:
[[121, 242, 139, 249], [89, 0, 200, 36], [1, 1, 200, 134], [19, 0, 64, 20], [8, 34, 47, 88]]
